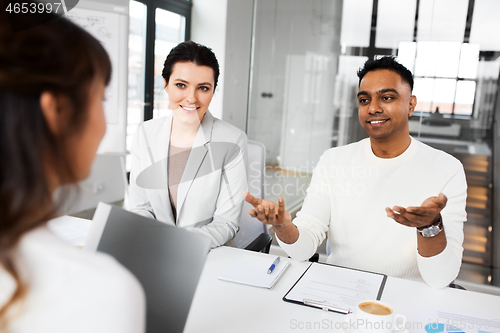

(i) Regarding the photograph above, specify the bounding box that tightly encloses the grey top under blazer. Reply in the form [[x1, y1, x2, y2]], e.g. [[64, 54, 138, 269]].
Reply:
[[128, 111, 248, 248]]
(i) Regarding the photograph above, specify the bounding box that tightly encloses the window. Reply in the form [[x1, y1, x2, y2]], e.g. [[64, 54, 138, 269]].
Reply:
[[153, 8, 186, 118], [126, 0, 191, 171], [400, 41, 479, 116]]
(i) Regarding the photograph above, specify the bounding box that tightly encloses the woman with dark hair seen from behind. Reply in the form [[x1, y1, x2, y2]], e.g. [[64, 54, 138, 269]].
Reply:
[[129, 41, 248, 248], [0, 13, 145, 332]]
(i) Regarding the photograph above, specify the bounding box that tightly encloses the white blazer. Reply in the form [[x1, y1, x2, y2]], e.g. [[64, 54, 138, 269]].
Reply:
[[128, 111, 248, 248]]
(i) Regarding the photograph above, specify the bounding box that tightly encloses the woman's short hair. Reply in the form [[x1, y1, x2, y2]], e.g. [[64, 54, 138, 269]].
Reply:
[[162, 40, 220, 91]]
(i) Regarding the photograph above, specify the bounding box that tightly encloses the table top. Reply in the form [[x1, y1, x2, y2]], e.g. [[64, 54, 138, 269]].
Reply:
[[184, 246, 500, 333]]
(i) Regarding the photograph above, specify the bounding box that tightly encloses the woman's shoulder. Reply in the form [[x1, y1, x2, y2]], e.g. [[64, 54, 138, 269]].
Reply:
[[8, 227, 145, 332], [19, 227, 143, 297], [140, 114, 171, 132], [210, 114, 247, 140]]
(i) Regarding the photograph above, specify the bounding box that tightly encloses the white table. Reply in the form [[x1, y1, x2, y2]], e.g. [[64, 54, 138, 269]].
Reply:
[[184, 246, 500, 333]]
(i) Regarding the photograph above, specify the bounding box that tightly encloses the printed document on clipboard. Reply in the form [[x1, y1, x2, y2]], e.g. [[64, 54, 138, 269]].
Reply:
[[283, 262, 387, 314]]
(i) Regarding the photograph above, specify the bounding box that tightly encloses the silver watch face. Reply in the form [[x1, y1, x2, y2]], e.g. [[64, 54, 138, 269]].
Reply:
[[419, 225, 441, 237]]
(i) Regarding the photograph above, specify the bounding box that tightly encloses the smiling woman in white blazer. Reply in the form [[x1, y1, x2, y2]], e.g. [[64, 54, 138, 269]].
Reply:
[[129, 41, 248, 248]]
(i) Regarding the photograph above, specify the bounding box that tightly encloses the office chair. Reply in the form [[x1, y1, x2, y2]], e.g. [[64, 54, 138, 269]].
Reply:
[[449, 281, 466, 290], [234, 140, 272, 253], [308, 238, 330, 262], [63, 154, 127, 215]]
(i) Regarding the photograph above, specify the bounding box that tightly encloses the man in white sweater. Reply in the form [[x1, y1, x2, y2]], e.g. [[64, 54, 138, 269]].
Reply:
[[245, 56, 467, 289]]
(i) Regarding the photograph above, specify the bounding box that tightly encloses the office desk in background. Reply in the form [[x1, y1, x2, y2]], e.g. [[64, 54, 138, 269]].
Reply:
[[185, 247, 500, 333]]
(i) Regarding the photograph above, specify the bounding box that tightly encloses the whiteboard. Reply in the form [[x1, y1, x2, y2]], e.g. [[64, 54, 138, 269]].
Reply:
[[66, 3, 128, 153], [67, 8, 120, 124]]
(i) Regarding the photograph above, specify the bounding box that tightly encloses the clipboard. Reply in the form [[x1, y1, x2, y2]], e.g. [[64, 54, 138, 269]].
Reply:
[[283, 262, 387, 314]]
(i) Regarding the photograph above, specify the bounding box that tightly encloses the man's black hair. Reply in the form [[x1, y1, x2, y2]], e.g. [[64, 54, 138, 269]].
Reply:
[[357, 56, 414, 91]]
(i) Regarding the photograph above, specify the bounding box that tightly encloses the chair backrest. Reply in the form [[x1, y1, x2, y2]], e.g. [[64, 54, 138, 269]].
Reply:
[[62, 154, 127, 215], [233, 140, 268, 249]]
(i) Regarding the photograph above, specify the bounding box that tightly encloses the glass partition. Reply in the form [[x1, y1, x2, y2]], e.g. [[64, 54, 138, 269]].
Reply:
[[247, 0, 344, 211], [247, 0, 500, 285]]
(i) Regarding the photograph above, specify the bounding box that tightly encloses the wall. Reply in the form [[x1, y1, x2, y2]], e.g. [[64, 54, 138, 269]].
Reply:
[[76, 0, 129, 154], [81, 0, 127, 6], [191, 0, 228, 120], [62, 0, 129, 214], [220, 0, 254, 132]]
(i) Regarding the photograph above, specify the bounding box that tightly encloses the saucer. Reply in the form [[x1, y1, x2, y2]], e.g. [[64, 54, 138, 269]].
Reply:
[[341, 313, 410, 333]]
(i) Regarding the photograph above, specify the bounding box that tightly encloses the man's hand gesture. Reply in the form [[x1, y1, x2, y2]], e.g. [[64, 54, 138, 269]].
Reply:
[[244, 191, 298, 244], [386, 193, 447, 228]]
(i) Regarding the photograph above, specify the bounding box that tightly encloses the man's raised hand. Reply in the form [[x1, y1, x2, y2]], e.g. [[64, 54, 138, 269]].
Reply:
[[244, 191, 292, 227], [386, 193, 447, 228], [244, 191, 298, 244]]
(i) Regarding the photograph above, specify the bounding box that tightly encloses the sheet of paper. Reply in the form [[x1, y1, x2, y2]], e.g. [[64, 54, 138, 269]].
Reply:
[[219, 255, 290, 289], [284, 263, 386, 311], [412, 305, 500, 333], [48, 215, 92, 247]]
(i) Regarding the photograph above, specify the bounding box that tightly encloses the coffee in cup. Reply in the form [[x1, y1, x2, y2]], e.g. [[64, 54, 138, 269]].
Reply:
[[355, 300, 406, 333], [359, 301, 393, 315]]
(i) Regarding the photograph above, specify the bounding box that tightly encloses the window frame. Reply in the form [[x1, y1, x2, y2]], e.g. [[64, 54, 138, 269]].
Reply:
[[134, 0, 192, 121]]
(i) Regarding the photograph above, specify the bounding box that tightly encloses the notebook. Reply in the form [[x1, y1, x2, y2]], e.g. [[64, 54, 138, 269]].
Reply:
[[218, 254, 290, 289], [84, 202, 211, 333]]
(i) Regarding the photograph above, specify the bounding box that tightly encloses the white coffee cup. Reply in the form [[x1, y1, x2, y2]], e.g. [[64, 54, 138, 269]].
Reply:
[[355, 300, 406, 333]]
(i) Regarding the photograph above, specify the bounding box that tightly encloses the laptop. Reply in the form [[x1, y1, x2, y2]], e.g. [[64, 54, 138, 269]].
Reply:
[[84, 202, 211, 333]]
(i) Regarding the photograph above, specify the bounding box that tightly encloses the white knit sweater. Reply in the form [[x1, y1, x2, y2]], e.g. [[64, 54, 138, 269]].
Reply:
[[278, 137, 467, 289]]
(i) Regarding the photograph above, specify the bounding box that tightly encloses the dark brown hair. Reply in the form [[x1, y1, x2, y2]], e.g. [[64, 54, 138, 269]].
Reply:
[[162, 40, 220, 91], [0, 13, 111, 326], [357, 56, 414, 91]]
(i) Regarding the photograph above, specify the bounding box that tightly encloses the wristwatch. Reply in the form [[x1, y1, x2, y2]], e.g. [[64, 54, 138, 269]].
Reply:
[[417, 215, 443, 237]]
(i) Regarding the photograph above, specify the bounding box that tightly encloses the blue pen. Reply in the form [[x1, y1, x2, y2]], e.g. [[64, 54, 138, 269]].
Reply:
[[267, 256, 281, 274]]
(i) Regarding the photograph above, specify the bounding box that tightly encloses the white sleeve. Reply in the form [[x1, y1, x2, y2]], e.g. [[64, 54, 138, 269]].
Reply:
[[277, 153, 331, 261], [417, 164, 467, 289], [128, 123, 156, 219]]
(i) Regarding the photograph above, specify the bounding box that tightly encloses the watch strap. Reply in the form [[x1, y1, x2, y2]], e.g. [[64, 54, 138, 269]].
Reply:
[[417, 215, 443, 237]]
